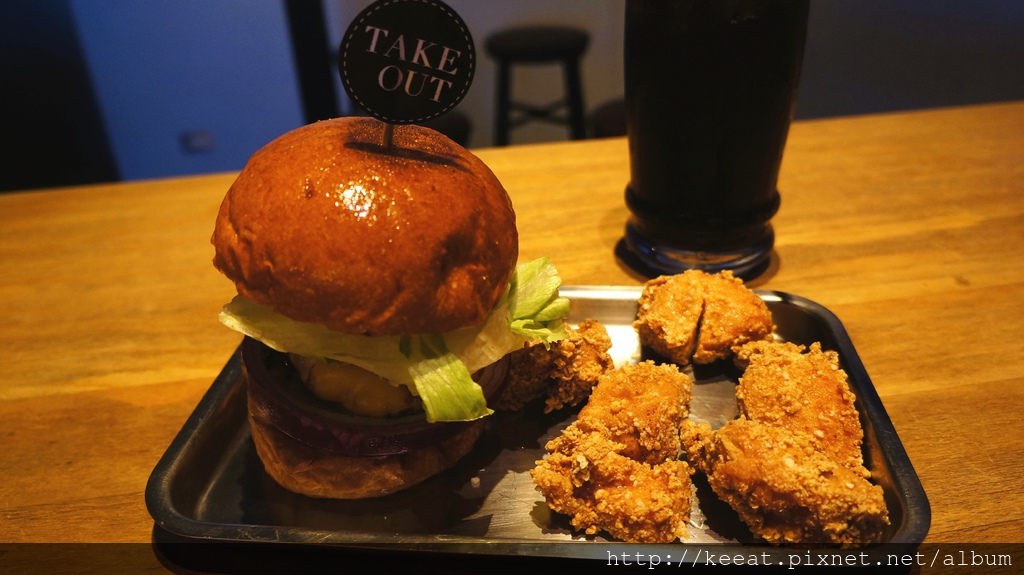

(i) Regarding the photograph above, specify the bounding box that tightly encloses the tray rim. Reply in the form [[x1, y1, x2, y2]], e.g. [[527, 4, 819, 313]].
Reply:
[[146, 287, 931, 560]]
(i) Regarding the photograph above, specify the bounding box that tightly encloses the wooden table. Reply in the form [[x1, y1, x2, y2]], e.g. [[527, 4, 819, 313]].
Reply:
[[2, 102, 1022, 571]]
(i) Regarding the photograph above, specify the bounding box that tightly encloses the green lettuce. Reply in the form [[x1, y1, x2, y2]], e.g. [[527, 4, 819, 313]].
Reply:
[[219, 257, 568, 422]]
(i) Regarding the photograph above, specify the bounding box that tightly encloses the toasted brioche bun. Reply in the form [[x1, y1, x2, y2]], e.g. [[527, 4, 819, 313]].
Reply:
[[248, 397, 485, 499], [212, 117, 518, 336]]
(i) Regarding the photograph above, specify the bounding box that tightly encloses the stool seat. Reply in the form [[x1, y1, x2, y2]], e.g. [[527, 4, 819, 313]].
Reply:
[[486, 26, 589, 63], [485, 26, 590, 146]]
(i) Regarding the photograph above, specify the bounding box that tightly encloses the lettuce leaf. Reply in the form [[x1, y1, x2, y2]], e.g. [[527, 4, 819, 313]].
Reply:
[[219, 257, 568, 422], [403, 335, 491, 422], [506, 257, 570, 345]]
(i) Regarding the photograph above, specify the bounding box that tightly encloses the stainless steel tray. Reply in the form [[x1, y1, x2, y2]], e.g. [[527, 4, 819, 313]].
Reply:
[[147, 287, 929, 562]]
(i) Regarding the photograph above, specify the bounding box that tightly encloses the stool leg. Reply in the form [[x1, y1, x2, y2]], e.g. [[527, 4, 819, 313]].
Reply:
[[495, 60, 511, 146], [564, 58, 586, 140]]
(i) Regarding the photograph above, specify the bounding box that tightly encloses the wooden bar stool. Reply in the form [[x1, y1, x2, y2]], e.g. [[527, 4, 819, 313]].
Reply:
[[485, 26, 589, 146]]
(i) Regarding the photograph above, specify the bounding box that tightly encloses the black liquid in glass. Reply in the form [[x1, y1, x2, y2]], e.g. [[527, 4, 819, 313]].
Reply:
[[622, 0, 809, 277]]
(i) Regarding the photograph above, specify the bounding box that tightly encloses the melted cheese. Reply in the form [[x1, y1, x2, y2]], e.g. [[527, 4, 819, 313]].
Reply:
[[289, 354, 420, 417]]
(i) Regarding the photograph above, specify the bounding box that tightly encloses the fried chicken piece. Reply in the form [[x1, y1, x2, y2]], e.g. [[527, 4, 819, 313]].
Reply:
[[681, 341, 889, 545], [493, 319, 614, 412], [634, 272, 704, 364], [531, 361, 694, 542], [634, 270, 773, 365], [682, 418, 889, 545], [532, 424, 692, 543], [574, 360, 692, 464], [695, 271, 775, 363], [734, 340, 866, 472]]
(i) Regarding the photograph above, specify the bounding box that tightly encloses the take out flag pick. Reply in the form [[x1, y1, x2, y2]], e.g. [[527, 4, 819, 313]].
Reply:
[[338, 0, 476, 148]]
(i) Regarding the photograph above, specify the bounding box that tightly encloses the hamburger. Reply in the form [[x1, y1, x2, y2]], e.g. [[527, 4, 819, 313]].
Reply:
[[211, 117, 568, 499]]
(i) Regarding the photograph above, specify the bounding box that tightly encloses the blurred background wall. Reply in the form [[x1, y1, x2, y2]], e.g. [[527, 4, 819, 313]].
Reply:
[[3, 0, 1024, 190]]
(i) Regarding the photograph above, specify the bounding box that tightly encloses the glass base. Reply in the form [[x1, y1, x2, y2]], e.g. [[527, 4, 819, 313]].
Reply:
[[620, 221, 774, 280]]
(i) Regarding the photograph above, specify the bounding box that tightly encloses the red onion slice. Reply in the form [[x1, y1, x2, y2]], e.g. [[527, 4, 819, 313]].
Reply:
[[242, 337, 509, 456]]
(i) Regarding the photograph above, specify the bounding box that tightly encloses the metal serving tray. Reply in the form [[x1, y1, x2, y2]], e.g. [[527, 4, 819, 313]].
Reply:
[[147, 287, 929, 563]]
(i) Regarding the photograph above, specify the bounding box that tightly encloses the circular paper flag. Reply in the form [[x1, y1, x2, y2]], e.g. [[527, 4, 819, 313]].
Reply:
[[339, 0, 475, 124]]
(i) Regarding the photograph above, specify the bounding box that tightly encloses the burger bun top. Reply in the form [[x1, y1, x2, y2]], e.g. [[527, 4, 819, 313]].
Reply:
[[211, 117, 518, 336]]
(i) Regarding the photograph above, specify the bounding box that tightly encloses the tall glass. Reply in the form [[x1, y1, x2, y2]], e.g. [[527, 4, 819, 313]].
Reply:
[[622, 0, 810, 278]]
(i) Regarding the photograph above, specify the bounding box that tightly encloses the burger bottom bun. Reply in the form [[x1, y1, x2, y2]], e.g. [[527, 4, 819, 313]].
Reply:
[[247, 397, 485, 499]]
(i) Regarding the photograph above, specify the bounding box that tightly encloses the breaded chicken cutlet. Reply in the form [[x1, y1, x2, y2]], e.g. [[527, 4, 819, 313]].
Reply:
[[493, 319, 614, 412], [682, 341, 889, 545], [735, 340, 868, 472], [531, 425, 692, 543], [634, 271, 773, 365], [683, 418, 889, 545], [573, 359, 692, 465], [531, 361, 694, 543]]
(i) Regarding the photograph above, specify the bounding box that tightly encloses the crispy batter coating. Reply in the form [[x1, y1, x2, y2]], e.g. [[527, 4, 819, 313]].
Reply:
[[575, 360, 692, 465], [682, 340, 889, 545], [634, 272, 704, 364], [493, 319, 614, 412], [526, 277, 888, 546], [531, 425, 692, 543], [683, 418, 889, 545], [531, 361, 694, 543], [735, 340, 866, 471], [634, 271, 773, 365]]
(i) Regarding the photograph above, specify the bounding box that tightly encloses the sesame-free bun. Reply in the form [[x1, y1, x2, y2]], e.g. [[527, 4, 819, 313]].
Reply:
[[212, 117, 518, 336]]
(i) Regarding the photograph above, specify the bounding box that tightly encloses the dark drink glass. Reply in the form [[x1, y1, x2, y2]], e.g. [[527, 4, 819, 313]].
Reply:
[[621, 0, 809, 278]]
